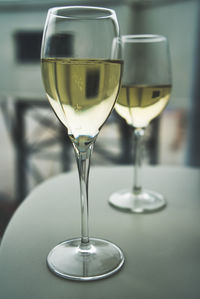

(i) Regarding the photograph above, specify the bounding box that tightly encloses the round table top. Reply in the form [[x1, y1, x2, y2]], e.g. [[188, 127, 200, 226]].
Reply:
[[0, 165, 200, 299]]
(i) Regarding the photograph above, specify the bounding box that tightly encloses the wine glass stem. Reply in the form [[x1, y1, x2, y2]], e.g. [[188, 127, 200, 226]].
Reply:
[[133, 128, 145, 194], [74, 142, 94, 247]]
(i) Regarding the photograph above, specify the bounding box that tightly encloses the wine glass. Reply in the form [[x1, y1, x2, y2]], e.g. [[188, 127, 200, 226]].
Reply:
[[40, 6, 124, 280], [109, 35, 172, 213]]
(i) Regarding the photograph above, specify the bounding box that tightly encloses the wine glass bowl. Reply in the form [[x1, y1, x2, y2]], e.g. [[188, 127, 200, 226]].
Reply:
[[109, 35, 172, 213], [41, 6, 124, 280]]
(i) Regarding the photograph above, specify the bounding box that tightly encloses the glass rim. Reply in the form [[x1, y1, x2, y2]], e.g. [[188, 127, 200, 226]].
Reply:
[[121, 34, 167, 43], [48, 6, 116, 20]]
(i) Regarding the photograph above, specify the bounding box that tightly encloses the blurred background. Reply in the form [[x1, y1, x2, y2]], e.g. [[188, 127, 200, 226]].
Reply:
[[0, 0, 199, 237]]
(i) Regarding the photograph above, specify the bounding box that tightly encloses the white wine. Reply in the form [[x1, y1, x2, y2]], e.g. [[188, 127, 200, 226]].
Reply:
[[41, 58, 122, 140], [115, 85, 171, 128]]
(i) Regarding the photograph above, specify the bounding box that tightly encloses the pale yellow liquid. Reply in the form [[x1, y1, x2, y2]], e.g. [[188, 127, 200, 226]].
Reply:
[[41, 58, 122, 139], [115, 85, 171, 128]]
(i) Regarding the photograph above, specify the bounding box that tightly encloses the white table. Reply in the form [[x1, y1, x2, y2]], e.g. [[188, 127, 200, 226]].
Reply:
[[0, 166, 200, 299]]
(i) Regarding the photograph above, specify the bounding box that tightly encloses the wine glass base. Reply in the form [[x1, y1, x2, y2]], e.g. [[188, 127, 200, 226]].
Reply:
[[47, 238, 124, 281], [109, 189, 166, 213]]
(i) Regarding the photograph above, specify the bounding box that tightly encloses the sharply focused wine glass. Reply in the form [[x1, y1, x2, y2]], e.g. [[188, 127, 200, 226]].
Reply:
[[109, 35, 172, 213], [41, 6, 124, 280]]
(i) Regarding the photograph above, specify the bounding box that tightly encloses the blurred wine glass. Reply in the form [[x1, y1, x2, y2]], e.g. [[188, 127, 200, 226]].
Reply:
[[109, 35, 172, 213]]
